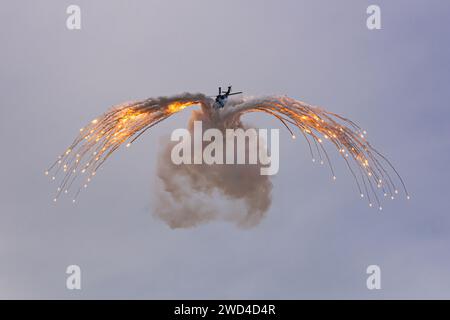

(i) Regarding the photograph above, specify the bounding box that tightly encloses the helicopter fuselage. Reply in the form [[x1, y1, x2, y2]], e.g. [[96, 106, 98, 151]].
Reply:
[[213, 95, 229, 109], [212, 86, 242, 109]]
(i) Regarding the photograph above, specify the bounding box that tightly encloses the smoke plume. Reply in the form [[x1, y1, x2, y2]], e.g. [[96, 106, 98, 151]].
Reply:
[[154, 103, 273, 228]]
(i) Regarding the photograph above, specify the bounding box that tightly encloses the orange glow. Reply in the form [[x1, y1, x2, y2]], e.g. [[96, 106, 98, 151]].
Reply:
[[166, 101, 197, 114]]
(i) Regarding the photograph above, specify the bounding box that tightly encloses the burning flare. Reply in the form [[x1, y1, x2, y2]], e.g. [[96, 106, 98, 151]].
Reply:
[[46, 92, 409, 210]]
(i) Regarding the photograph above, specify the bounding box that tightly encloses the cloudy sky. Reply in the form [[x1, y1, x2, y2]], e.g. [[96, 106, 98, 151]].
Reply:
[[1, 0, 449, 298]]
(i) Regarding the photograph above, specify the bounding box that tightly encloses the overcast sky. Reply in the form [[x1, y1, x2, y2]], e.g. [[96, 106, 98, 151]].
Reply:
[[1, 0, 450, 298]]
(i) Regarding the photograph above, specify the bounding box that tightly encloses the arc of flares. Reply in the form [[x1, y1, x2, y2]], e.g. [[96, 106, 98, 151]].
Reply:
[[46, 93, 409, 208]]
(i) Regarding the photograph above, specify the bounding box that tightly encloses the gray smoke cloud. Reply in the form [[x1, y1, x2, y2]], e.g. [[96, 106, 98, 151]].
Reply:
[[154, 104, 273, 229]]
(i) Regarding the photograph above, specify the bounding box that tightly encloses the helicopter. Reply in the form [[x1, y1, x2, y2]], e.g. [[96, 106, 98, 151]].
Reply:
[[212, 86, 242, 109]]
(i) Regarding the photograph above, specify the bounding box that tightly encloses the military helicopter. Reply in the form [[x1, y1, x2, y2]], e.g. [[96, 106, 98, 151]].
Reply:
[[212, 86, 242, 109]]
